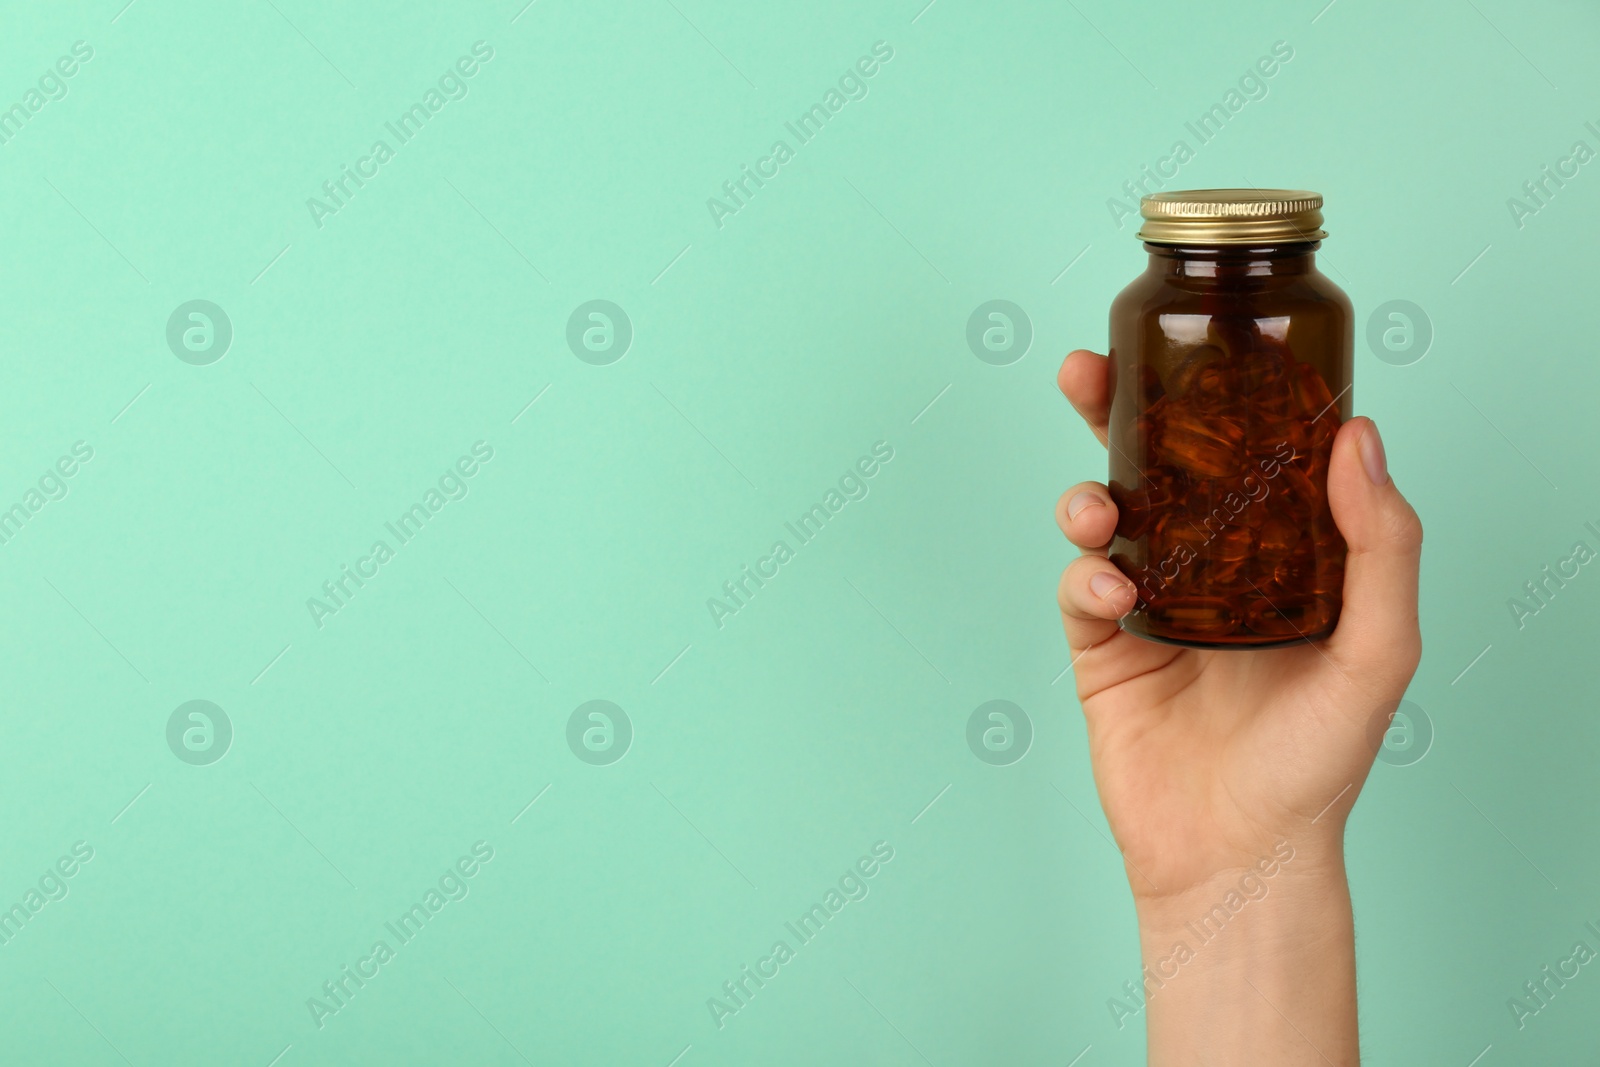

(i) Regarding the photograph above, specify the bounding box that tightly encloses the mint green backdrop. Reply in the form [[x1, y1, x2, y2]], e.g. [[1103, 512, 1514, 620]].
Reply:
[[2, 0, 1597, 1063]]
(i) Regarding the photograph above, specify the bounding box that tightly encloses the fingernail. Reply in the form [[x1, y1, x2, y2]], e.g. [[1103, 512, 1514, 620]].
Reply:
[[1360, 419, 1388, 486], [1067, 491, 1104, 521], [1089, 571, 1129, 601]]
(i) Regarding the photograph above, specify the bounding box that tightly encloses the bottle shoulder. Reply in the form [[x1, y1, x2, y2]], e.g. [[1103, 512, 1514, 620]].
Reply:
[[1111, 268, 1351, 319]]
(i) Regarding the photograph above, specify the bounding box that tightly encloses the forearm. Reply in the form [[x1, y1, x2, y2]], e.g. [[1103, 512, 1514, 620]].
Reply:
[[1134, 845, 1359, 1066]]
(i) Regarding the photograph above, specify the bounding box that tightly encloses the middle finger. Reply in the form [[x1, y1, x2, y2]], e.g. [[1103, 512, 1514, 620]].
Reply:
[[1055, 481, 1119, 556]]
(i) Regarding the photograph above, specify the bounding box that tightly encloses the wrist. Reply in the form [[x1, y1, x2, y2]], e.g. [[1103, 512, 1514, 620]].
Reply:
[[1131, 839, 1359, 1066], [1132, 834, 1346, 928], [1135, 849, 1350, 970]]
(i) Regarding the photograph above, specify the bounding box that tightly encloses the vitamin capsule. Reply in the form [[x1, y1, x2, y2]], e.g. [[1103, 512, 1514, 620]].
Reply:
[[1166, 344, 1227, 397], [1256, 518, 1302, 563], [1205, 523, 1254, 562], [1246, 595, 1334, 636], [1290, 360, 1336, 416], [1110, 479, 1176, 541], [1144, 597, 1240, 637], [1237, 347, 1289, 394], [1190, 364, 1236, 410], [1159, 409, 1245, 478], [1272, 466, 1319, 517], [1248, 419, 1310, 458], [1272, 553, 1316, 591], [1309, 412, 1339, 449]]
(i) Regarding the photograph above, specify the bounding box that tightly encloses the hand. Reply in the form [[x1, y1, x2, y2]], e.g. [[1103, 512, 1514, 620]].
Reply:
[[1056, 347, 1422, 895], [1056, 349, 1423, 1065]]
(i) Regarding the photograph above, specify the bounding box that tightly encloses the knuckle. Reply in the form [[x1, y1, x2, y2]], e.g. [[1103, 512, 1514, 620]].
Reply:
[[1400, 629, 1423, 674], [1385, 503, 1425, 551], [1057, 557, 1095, 609], [1056, 566, 1076, 611]]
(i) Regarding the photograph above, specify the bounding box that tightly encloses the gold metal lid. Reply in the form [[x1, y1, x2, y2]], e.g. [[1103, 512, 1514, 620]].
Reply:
[[1136, 189, 1326, 246]]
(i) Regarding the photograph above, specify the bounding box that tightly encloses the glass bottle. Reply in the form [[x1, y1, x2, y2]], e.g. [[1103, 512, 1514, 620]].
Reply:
[[1107, 189, 1352, 648]]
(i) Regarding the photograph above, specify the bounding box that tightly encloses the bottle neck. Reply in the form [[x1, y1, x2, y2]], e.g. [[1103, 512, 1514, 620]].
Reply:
[[1145, 242, 1319, 279]]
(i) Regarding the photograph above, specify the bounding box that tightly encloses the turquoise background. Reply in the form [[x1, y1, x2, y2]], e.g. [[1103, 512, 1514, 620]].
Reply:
[[2, 0, 1598, 1062]]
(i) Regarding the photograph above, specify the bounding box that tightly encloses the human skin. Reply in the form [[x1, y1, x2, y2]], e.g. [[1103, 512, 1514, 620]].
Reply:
[[1055, 348, 1424, 1066]]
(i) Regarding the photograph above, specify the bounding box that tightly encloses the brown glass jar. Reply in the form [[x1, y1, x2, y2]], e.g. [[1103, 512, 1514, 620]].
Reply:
[[1107, 190, 1352, 648]]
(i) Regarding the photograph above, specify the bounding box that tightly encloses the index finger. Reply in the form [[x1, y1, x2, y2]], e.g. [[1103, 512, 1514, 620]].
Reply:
[[1058, 349, 1111, 448]]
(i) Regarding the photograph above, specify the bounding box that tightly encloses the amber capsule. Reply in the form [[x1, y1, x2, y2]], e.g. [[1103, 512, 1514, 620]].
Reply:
[[1290, 360, 1336, 416], [1246, 595, 1335, 637], [1190, 364, 1236, 411], [1110, 478, 1178, 542], [1166, 344, 1227, 396], [1143, 597, 1240, 637], [1271, 553, 1317, 593], [1205, 523, 1254, 562], [1249, 419, 1311, 459], [1237, 347, 1289, 394], [1256, 518, 1302, 563], [1159, 409, 1245, 478], [1272, 466, 1320, 519]]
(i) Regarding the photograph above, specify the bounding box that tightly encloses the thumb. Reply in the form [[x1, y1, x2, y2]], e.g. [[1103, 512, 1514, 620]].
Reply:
[[1324, 417, 1424, 687]]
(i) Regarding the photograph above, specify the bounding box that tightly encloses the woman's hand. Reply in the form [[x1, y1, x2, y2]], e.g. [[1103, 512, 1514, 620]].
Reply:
[[1056, 348, 1423, 1065]]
